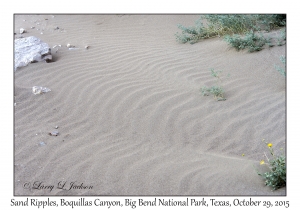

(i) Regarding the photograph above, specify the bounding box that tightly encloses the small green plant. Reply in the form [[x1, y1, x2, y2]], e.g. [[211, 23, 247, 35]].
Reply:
[[256, 139, 286, 190], [224, 31, 268, 52], [201, 69, 229, 101], [265, 36, 274, 47], [275, 55, 286, 77]]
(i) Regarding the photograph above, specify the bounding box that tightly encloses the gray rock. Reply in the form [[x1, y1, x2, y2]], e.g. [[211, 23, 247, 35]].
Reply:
[[49, 130, 59, 136], [14, 36, 52, 70]]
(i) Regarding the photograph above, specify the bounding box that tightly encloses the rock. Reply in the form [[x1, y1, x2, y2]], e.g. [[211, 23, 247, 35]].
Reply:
[[66, 43, 74, 48], [32, 86, 51, 95], [14, 36, 52, 70], [85, 45, 89, 49], [20, 28, 25, 34], [49, 131, 59, 136]]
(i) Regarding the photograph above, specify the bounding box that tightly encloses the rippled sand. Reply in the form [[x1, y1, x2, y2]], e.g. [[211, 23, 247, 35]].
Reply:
[[14, 14, 286, 195]]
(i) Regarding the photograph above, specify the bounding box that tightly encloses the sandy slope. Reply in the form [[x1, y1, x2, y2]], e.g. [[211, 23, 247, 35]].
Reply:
[[14, 14, 286, 195]]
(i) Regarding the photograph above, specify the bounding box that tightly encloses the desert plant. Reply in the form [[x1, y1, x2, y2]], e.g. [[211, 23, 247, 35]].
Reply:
[[201, 69, 228, 101], [275, 55, 286, 77], [256, 139, 286, 190], [224, 31, 268, 52], [277, 28, 286, 46], [175, 15, 257, 44], [175, 21, 220, 44], [203, 14, 259, 34], [175, 14, 286, 51], [265, 36, 274, 47], [255, 14, 286, 31]]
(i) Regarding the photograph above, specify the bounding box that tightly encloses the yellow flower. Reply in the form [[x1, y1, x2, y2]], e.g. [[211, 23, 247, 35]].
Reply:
[[242, 154, 245, 156], [260, 160, 265, 165], [267, 143, 273, 148]]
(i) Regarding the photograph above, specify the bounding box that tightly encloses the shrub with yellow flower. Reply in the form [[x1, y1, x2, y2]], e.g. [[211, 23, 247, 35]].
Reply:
[[256, 139, 286, 190]]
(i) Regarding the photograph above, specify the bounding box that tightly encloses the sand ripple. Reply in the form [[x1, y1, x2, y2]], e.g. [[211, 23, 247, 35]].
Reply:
[[14, 15, 286, 195]]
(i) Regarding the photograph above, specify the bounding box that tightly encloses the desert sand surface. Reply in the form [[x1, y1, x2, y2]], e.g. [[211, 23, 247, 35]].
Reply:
[[14, 14, 286, 196]]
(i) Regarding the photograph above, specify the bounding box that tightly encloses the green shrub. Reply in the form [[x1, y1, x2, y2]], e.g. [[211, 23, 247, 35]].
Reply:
[[275, 55, 286, 77], [256, 140, 286, 190], [224, 31, 268, 52], [175, 14, 286, 52], [203, 14, 259, 34], [175, 21, 220, 44], [201, 69, 228, 101], [255, 14, 286, 31]]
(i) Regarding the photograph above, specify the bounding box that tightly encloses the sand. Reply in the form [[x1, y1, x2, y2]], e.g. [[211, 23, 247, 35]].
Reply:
[[14, 14, 286, 196]]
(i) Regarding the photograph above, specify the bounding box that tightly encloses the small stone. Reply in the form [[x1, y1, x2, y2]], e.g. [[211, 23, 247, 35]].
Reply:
[[20, 28, 25, 34], [40, 32, 43, 35], [85, 45, 89, 49], [49, 130, 59, 136], [54, 26, 59, 30], [31, 26, 35, 29], [55, 126, 59, 129], [14, 103, 16, 106], [66, 43, 74, 48], [44, 55, 52, 63], [32, 86, 51, 95]]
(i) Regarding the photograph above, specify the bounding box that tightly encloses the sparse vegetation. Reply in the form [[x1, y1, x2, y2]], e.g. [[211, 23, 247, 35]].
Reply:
[[256, 139, 286, 190], [201, 69, 229, 101], [277, 28, 286, 46], [224, 31, 268, 52], [275, 55, 286, 77], [175, 14, 286, 52]]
